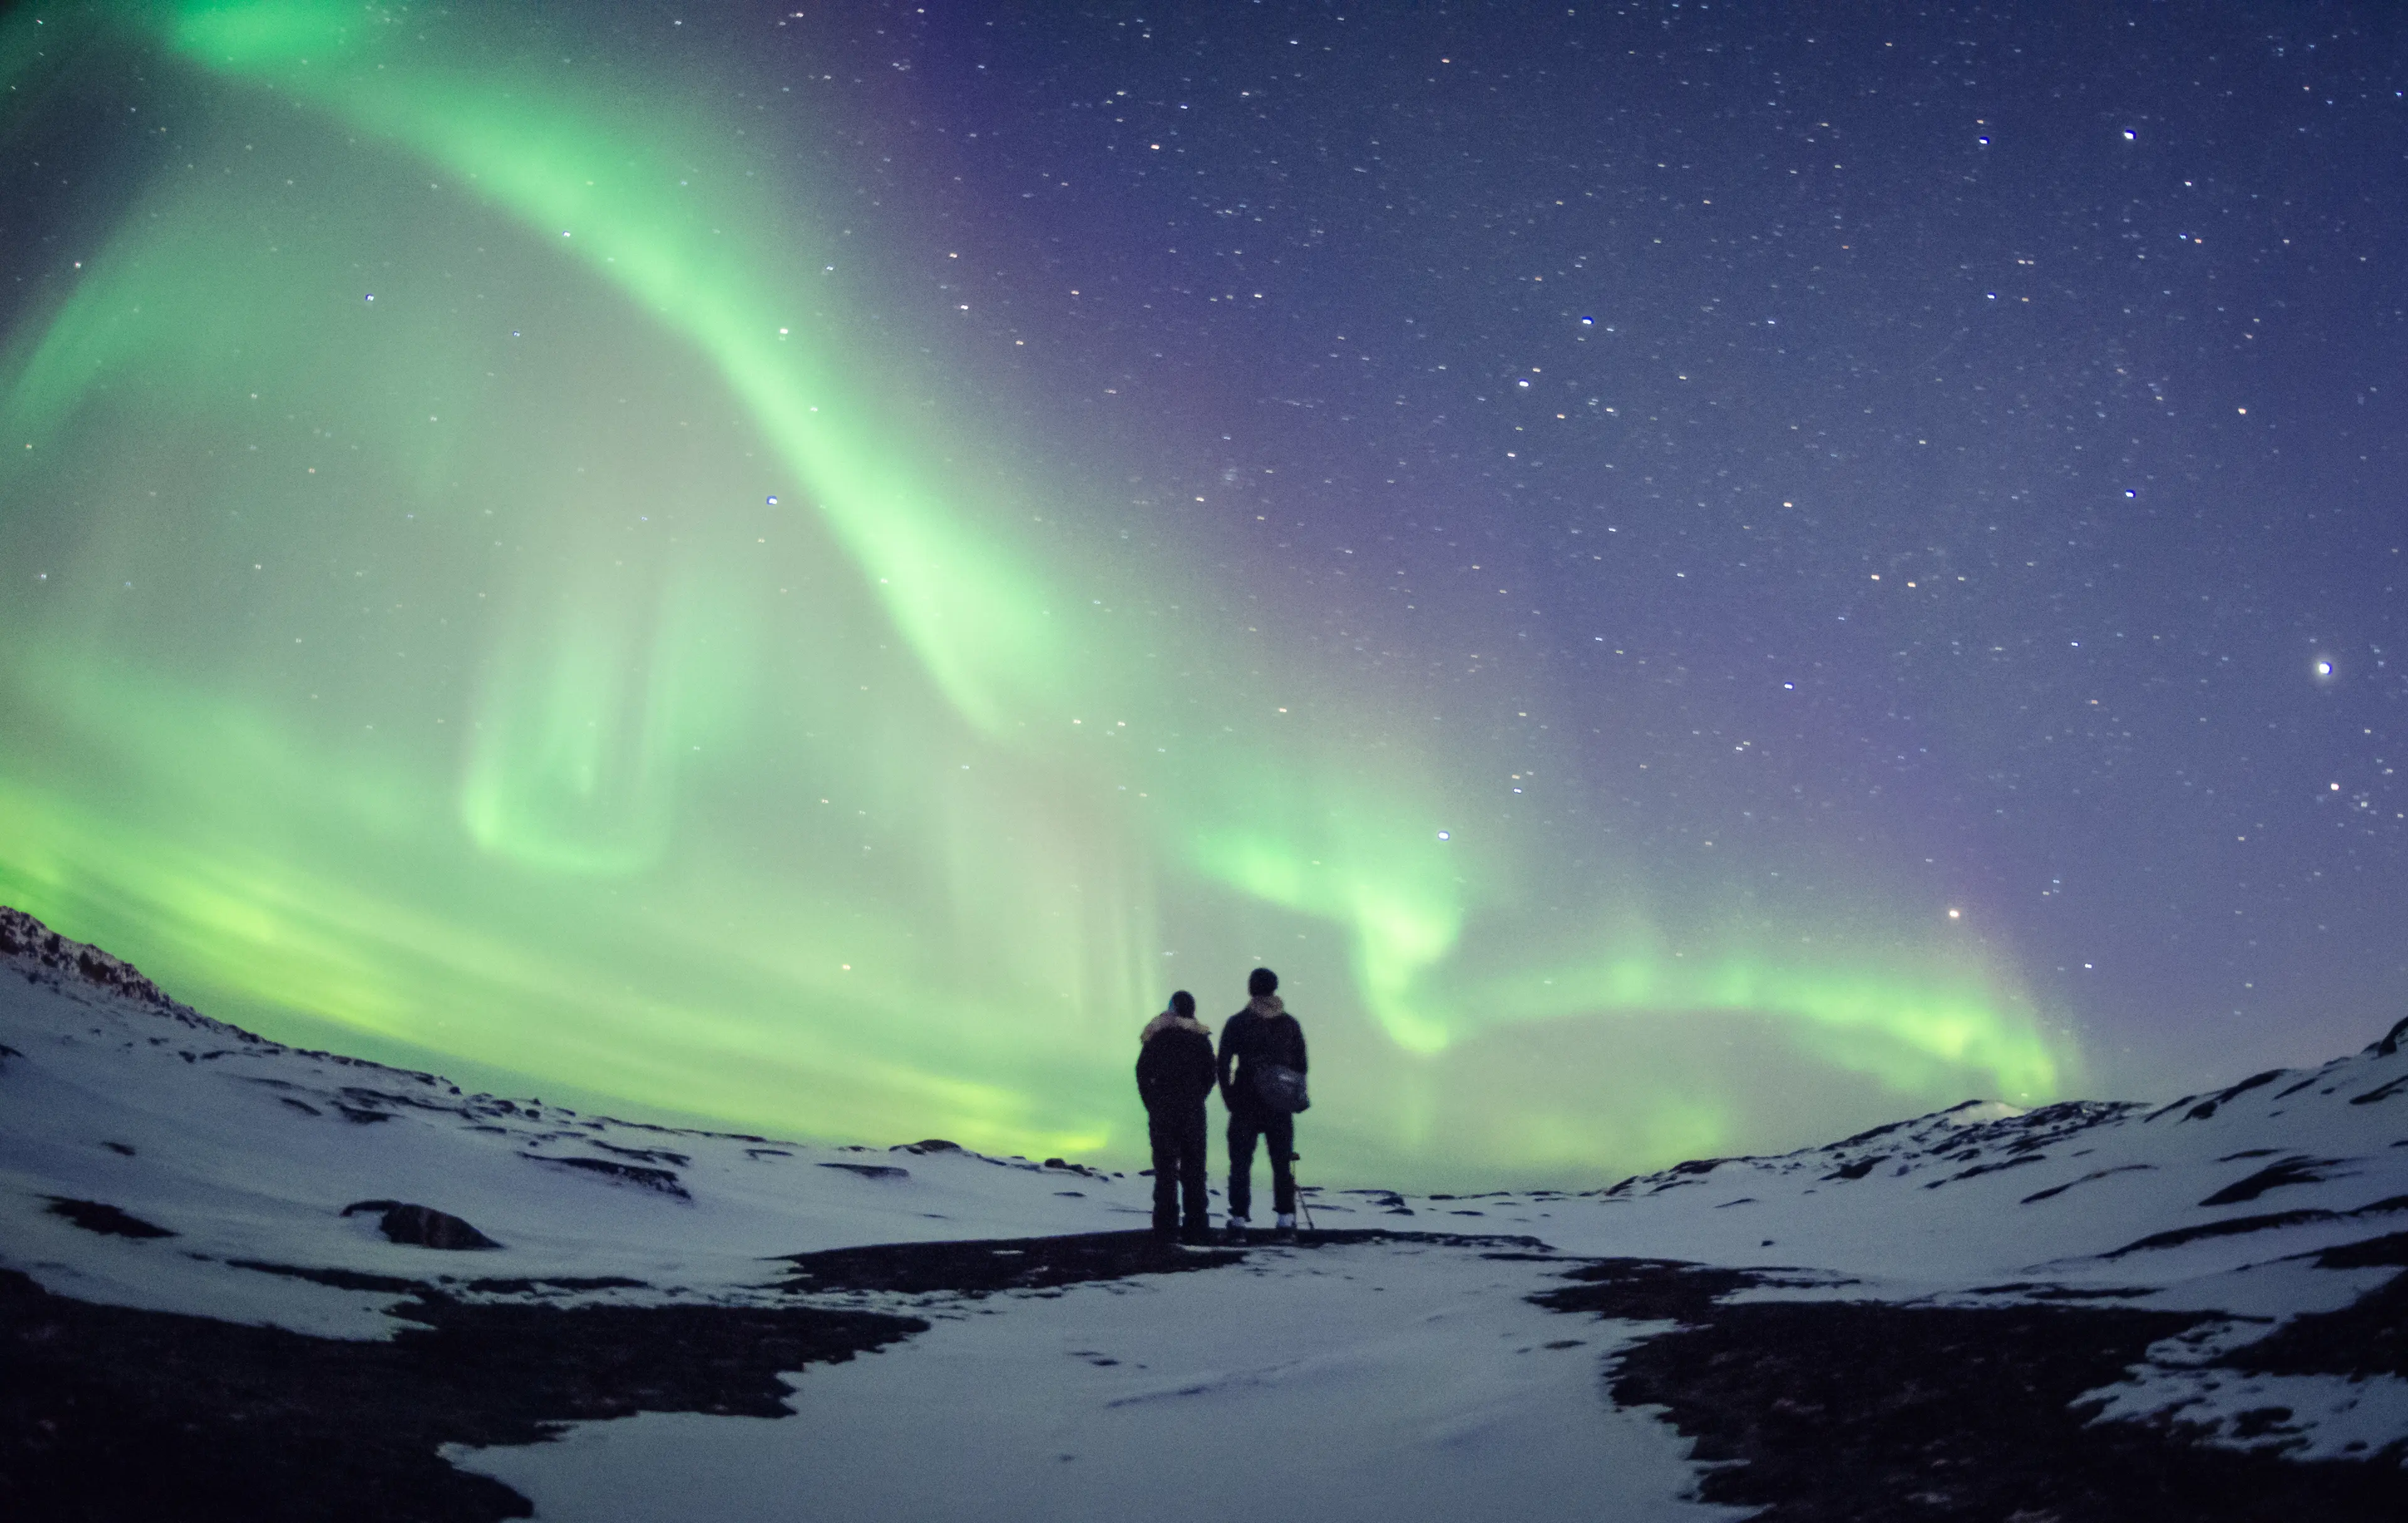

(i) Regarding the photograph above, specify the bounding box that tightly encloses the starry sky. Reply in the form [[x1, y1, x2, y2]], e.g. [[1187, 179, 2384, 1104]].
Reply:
[[3, 1, 2403, 1188]]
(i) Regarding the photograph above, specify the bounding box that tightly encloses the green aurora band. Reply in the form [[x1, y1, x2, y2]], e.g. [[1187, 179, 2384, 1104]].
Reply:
[[0, 2, 2075, 1184]]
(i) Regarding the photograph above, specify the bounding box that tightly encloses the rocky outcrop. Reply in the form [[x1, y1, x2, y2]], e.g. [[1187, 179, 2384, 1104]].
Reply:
[[341, 1200, 502, 1250], [519, 1154, 689, 1198], [0, 907, 221, 1028], [46, 1198, 176, 1239]]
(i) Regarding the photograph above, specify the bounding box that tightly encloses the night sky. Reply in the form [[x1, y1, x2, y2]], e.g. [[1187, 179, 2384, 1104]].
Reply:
[[4, 1, 2404, 1188]]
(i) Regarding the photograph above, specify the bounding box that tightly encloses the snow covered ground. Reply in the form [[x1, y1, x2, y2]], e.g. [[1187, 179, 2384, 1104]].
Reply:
[[459, 1242, 1740, 1523], [5, 904, 2406, 1518]]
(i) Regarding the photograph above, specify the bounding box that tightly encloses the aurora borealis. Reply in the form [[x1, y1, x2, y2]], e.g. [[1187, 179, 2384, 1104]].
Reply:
[[4, 3, 2402, 1186]]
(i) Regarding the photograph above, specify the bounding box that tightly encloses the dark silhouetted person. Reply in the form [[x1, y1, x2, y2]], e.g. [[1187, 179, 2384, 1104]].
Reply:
[[1136, 989, 1216, 1243], [1218, 966, 1307, 1242]]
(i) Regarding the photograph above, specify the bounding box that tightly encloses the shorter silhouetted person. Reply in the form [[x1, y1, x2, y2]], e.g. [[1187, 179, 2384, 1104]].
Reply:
[[1218, 966, 1308, 1242], [1136, 989, 1216, 1243]]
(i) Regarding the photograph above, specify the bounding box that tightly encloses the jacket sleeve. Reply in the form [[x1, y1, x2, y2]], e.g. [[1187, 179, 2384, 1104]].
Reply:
[[1185, 1032, 1218, 1104], [1215, 1015, 1241, 1103], [1291, 1019, 1308, 1075]]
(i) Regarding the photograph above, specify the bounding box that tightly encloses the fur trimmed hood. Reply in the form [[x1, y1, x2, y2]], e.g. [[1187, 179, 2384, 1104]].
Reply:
[[1141, 1010, 1213, 1043], [1247, 994, 1285, 1020]]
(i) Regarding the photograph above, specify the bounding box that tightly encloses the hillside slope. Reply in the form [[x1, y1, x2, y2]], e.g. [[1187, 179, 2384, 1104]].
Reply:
[[4, 907, 2404, 1520]]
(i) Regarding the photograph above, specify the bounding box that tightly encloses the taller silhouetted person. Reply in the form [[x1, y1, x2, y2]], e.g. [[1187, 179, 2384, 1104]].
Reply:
[[1136, 989, 1216, 1243], [1217, 966, 1309, 1242]]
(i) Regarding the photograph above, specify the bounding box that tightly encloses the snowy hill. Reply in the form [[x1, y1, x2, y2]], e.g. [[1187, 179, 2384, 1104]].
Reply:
[[0, 905, 1149, 1339], [4, 905, 2405, 1521], [1566, 1046, 2408, 1284]]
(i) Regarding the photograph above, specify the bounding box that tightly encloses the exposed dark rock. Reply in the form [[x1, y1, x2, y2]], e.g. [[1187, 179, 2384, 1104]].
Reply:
[[2351, 1073, 2408, 1107], [1529, 1257, 1761, 1324], [230, 1260, 431, 1294], [588, 1140, 691, 1167], [2371, 1015, 2408, 1058], [1924, 1152, 2047, 1188], [0, 907, 219, 1028], [1965, 1282, 2160, 1300], [1834, 1115, 1916, 1147], [1821, 1155, 1885, 1181], [773, 1226, 1534, 1299], [2100, 1193, 2408, 1258], [2201, 1157, 2347, 1207], [2199, 1070, 2290, 1114], [2186, 1073, 2292, 1121], [895, 1138, 961, 1154], [45, 1198, 174, 1239], [817, 1161, 909, 1179], [2315, 1231, 2408, 1270], [1593, 1295, 2408, 1520], [519, 1154, 689, 1198], [341, 1200, 503, 1251], [2145, 1092, 2204, 1122], [2021, 1162, 2157, 1204], [777, 1229, 1242, 1296], [462, 1276, 649, 1295], [0, 1266, 921, 1523], [2226, 1269, 2408, 1381], [99, 1141, 135, 1156]]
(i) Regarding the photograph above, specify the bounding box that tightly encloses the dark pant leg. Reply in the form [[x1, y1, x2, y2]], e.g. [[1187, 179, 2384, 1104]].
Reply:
[[1265, 1110, 1296, 1216], [1147, 1110, 1181, 1234], [1226, 1108, 1261, 1220], [1175, 1106, 1210, 1233]]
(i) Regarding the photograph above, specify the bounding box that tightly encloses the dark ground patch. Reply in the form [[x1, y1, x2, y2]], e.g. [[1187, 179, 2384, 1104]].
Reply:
[[2103, 1193, 2408, 1258], [43, 1198, 173, 1239], [1531, 1257, 1765, 1323], [773, 1226, 1543, 1297], [2227, 1268, 2408, 1381], [2316, 1230, 2408, 1270], [226, 1259, 432, 1294], [1539, 1257, 2408, 1521], [11, 1228, 1360, 1520], [341, 1199, 504, 1250], [0, 1268, 922, 1523], [519, 1153, 688, 1198], [14, 1228, 2404, 1521], [2201, 1156, 2347, 1207], [817, 1160, 910, 1179], [776, 1227, 1244, 1295]]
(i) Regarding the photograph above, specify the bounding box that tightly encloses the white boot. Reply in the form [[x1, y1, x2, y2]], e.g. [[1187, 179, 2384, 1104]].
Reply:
[[1274, 1212, 1297, 1241]]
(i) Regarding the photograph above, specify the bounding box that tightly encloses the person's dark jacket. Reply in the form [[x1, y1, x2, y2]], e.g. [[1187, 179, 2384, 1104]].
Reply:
[[1217, 994, 1307, 1112], [1136, 1011, 1217, 1113]]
